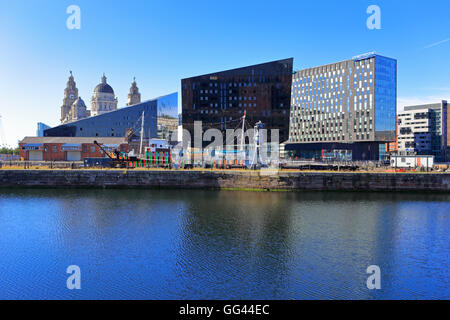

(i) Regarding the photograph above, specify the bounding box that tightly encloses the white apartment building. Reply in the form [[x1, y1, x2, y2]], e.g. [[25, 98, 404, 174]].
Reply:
[[397, 101, 448, 162]]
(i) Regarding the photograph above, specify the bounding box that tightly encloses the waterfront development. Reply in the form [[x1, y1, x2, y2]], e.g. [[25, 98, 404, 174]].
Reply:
[[0, 188, 448, 299], [1, 1, 450, 305]]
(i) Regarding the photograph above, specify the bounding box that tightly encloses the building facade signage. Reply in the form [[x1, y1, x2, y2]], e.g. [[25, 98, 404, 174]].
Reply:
[[22, 144, 43, 151], [352, 52, 376, 61]]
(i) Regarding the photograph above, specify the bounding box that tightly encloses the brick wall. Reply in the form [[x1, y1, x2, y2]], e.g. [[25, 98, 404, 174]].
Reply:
[[19, 143, 128, 161]]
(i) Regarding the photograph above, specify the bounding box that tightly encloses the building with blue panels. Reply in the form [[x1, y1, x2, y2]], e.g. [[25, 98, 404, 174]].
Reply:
[[37, 123, 51, 137], [44, 93, 177, 139], [287, 53, 397, 161]]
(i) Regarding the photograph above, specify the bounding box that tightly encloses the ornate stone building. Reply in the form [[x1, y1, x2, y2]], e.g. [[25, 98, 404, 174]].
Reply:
[[66, 97, 89, 123], [90, 74, 118, 117], [59, 72, 143, 124], [127, 78, 141, 106], [60, 71, 79, 123]]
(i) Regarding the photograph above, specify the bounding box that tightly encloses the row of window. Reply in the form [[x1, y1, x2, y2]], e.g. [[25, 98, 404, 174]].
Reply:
[[199, 96, 258, 101], [188, 79, 282, 90], [45, 145, 97, 153], [290, 133, 372, 143], [294, 58, 374, 80]]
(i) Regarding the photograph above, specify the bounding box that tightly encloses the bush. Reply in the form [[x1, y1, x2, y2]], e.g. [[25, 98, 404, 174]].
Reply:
[[0, 147, 19, 155]]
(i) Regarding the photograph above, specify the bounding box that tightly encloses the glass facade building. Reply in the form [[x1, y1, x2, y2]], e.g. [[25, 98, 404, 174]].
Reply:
[[36, 122, 51, 137], [287, 53, 397, 161], [182, 59, 293, 144], [44, 93, 177, 139], [156, 93, 179, 141], [374, 56, 397, 135]]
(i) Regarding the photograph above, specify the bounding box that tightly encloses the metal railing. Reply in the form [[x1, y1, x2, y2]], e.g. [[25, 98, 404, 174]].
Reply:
[[0, 160, 84, 169]]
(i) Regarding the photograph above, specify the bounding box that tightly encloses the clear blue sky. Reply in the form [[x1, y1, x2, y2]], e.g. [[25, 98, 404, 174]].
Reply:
[[1, 0, 449, 147]]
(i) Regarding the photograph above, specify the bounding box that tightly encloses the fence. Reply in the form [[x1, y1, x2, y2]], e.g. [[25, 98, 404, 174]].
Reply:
[[0, 154, 20, 161], [0, 160, 84, 169]]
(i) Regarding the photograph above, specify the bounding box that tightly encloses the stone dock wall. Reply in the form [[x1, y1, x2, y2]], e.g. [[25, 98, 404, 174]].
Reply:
[[0, 169, 449, 192]]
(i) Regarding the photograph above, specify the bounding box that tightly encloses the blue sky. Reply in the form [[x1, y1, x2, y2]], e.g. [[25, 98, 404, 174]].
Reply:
[[0, 0, 449, 147]]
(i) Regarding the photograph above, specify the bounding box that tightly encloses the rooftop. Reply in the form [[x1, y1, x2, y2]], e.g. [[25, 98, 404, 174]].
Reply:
[[404, 101, 447, 111], [20, 137, 127, 144]]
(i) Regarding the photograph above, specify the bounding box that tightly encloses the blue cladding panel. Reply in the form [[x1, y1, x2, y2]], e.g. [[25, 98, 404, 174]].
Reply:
[[44, 93, 177, 138], [157, 93, 178, 119], [375, 56, 397, 132]]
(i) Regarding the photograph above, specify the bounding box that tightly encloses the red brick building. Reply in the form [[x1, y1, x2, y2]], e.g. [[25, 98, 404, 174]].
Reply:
[[19, 137, 128, 161]]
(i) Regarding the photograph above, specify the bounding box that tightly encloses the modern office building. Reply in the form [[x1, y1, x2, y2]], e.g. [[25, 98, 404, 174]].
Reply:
[[397, 101, 448, 162], [181, 58, 294, 145], [286, 53, 397, 161], [44, 93, 177, 139], [36, 122, 51, 137]]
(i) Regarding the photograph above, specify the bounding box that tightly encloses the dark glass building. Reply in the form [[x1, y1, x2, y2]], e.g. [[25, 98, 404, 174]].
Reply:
[[44, 93, 177, 139], [181, 58, 294, 144]]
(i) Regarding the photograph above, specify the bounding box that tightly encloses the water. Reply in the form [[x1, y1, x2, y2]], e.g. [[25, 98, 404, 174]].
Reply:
[[0, 189, 448, 300]]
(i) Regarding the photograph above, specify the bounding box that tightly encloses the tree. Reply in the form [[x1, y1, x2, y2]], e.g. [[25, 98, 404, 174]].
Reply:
[[0, 147, 19, 155]]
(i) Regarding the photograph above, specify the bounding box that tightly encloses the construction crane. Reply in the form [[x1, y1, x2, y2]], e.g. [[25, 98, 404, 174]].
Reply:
[[93, 140, 137, 168]]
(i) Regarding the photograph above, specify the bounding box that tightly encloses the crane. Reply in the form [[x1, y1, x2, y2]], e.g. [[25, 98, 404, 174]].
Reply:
[[93, 140, 137, 168]]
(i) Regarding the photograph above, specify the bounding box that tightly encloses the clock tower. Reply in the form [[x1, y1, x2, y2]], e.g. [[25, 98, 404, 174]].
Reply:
[[61, 71, 79, 123]]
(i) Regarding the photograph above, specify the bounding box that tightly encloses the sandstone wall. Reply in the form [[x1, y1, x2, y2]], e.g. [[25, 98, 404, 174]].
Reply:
[[0, 170, 449, 192]]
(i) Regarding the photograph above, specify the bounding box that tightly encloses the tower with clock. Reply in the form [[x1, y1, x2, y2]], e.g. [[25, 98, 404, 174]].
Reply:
[[61, 71, 79, 123]]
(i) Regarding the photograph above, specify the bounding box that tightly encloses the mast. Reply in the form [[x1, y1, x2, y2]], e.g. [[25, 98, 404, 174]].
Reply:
[[240, 111, 246, 152], [139, 111, 145, 156], [251, 121, 263, 168]]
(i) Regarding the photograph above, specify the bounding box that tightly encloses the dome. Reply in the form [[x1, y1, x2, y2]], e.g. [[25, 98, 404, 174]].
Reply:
[[72, 97, 86, 108], [94, 74, 115, 95], [94, 83, 114, 94]]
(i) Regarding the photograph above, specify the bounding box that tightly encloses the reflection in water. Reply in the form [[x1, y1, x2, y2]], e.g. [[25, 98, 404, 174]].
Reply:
[[0, 189, 448, 299]]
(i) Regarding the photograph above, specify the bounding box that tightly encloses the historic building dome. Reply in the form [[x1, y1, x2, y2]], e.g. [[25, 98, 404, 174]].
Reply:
[[94, 75, 115, 95], [72, 97, 86, 108], [91, 74, 118, 117], [59, 72, 141, 124], [65, 97, 89, 123]]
